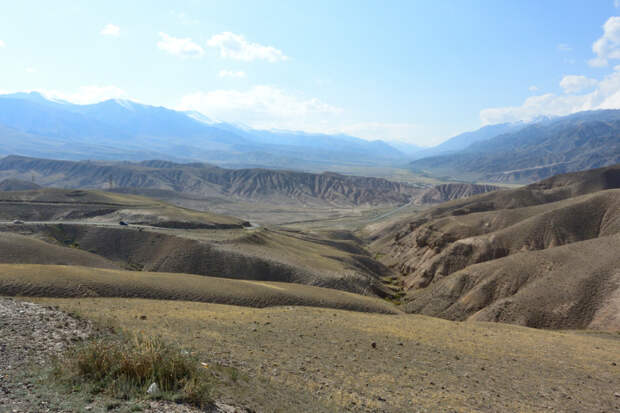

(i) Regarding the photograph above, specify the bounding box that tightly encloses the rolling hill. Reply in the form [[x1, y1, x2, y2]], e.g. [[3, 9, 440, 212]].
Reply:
[[368, 164, 620, 330], [0, 187, 395, 296]]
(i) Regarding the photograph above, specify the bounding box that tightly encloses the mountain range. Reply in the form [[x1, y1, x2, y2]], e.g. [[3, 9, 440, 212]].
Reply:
[[0, 92, 406, 170], [2, 92, 619, 184], [410, 110, 620, 183]]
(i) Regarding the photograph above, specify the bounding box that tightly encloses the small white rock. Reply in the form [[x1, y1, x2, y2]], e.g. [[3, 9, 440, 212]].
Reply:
[[147, 382, 159, 395]]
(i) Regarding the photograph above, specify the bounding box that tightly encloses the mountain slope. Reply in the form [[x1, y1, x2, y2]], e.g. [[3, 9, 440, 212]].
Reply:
[[410, 122, 525, 159], [410, 110, 620, 183], [368, 164, 620, 330], [0, 179, 41, 191], [416, 183, 499, 204], [0, 155, 421, 207]]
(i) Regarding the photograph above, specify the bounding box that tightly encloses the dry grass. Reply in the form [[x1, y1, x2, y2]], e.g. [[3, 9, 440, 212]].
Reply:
[[53, 333, 216, 408], [29, 297, 620, 413], [0, 264, 397, 313]]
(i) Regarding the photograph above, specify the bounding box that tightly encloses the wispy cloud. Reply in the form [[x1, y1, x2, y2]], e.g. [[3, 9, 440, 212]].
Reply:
[[0, 40, 5, 48], [589, 16, 620, 67], [559, 75, 598, 93], [100, 24, 120, 37], [528, 85, 539, 92], [176, 85, 443, 144], [207, 32, 288, 62], [177, 85, 339, 131], [25, 67, 36, 73], [157, 32, 204, 58], [480, 67, 620, 124], [219, 70, 246, 78]]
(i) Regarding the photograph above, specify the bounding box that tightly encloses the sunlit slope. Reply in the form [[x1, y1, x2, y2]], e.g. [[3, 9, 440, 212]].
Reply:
[[369, 164, 620, 329], [0, 264, 398, 313]]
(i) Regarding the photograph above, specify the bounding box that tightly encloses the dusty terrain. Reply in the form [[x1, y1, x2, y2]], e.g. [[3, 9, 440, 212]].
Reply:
[[369, 164, 620, 329], [29, 297, 620, 413], [0, 297, 248, 413], [0, 188, 395, 296]]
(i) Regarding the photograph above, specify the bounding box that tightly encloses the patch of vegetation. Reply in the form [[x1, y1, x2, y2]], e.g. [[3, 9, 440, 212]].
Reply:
[[52, 333, 216, 409]]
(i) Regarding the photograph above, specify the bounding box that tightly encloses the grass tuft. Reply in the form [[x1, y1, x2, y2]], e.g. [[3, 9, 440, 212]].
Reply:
[[53, 333, 214, 408]]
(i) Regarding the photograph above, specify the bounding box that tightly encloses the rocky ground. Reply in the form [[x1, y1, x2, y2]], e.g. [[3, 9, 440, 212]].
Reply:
[[0, 297, 245, 413]]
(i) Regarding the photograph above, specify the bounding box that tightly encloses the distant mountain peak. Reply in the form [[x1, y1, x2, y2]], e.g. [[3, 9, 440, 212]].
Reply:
[[184, 111, 219, 125]]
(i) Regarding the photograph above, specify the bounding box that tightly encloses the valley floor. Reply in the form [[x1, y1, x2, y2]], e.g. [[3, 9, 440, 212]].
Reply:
[[22, 297, 620, 413]]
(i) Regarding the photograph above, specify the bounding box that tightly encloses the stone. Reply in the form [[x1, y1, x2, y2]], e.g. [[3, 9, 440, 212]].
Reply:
[[147, 382, 159, 395]]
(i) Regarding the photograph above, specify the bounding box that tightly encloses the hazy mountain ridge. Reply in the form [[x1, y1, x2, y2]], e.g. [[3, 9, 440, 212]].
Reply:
[[410, 110, 620, 183], [409, 122, 525, 160], [0, 92, 408, 170]]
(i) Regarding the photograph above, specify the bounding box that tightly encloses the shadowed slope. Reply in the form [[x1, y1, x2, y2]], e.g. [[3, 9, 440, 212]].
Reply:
[[0, 232, 118, 269]]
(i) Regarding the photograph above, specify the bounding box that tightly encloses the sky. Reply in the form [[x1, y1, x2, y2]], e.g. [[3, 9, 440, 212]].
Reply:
[[2, 0, 620, 146]]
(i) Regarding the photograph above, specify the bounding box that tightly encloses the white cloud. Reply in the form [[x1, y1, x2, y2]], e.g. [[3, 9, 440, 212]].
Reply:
[[206, 32, 288, 62], [25, 67, 36, 73], [557, 43, 572, 52], [615, 0, 620, 8], [40, 85, 129, 105], [157, 32, 204, 57], [177, 85, 340, 131], [219, 70, 246, 78], [528, 85, 539, 92], [589, 16, 620, 67], [480, 66, 620, 124], [0, 40, 5, 48], [559, 75, 598, 93], [100, 24, 120, 37]]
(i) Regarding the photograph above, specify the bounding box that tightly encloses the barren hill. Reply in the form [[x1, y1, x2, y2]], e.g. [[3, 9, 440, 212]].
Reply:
[[369, 164, 620, 330], [0, 188, 394, 296], [416, 183, 499, 204], [0, 155, 421, 207], [0, 187, 247, 229]]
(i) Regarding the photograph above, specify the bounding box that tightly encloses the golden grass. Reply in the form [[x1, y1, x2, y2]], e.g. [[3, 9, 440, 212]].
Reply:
[[53, 333, 215, 408], [0, 264, 397, 314], [30, 297, 620, 413]]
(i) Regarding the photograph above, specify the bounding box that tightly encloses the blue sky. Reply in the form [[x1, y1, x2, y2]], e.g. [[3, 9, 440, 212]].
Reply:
[[2, 0, 620, 146]]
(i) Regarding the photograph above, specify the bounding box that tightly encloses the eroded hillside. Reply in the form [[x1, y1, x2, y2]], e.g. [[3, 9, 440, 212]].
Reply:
[[369, 164, 620, 330]]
